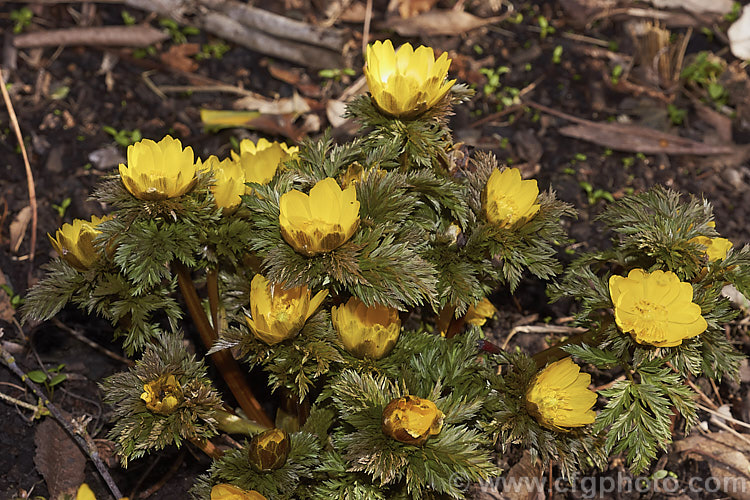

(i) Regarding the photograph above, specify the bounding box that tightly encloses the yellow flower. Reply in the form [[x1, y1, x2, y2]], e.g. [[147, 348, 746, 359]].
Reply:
[[231, 138, 297, 190], [464, 297, 497, 327], [689, 236, 733, 262], [245, 274, 327, 345], [365, 40, 456, 118], [140, 374, 183, 415], [247, 428, 290, 471], [279, 177, 360, 256], [48, 215, 112, 271], [609, 269, 707, 347], [484, 168, 540, 228], [332, 297, 401, 359], [211, 484, 267, 500], [199, 155, 246, 212], [119, 135, 197, 200], [76, 483, 129, 500], [525, 358, 597, 431], [382, 395, 444, 446]]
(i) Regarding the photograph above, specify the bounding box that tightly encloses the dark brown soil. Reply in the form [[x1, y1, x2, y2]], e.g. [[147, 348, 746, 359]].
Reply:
[[1, 1, 749, 499]]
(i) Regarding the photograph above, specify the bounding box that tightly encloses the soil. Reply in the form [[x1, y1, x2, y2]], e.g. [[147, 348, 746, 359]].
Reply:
[[1, 1, 750, 499]]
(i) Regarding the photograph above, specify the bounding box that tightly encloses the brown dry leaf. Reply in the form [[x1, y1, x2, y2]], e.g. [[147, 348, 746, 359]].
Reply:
[[673, 431, 750, 500], [384, 10, 507, 36], [200, 109, 306, 142], [160, 43, 200, 73], [398, 0, 439, 18], [0, 271, 15, 322], [233, 92, 311, 115], [558, 122, 736, 155], [9, 205, 32, 253], [267, 65, 322, 97], [502, 451, 545, 500], [34, 417, 86, 500]]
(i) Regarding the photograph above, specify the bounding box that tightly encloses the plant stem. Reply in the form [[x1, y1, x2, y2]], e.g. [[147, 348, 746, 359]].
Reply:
[[174, 262, 273, 428], [0, 347, 123, 499], [206, 267, 220, 336]]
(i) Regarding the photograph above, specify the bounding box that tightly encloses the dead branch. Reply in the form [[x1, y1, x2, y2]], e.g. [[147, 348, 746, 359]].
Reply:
[[121, 0, 346, 69], [199, 0, 346, 52], [12, 25, 170, 49]]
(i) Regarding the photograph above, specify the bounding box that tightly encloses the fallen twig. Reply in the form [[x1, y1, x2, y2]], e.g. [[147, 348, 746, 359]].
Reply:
[[526, 100, 737, 155], [13, 25, 169, 49], [0, 70, 37, 285], [121, 0, 346, 69], [51, 318, 135, 367]]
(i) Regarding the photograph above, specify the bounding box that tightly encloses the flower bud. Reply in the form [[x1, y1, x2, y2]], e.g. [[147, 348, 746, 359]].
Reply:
[[247, 428, 290, 471], [245, 274, 327, 345], [382, 395, 444, 446], [140, 374, 183, 415], [230, 138, 297, 191], [199, 155, 245, 213], [48, 215, 112, 271], [332, 297, 401, 359]]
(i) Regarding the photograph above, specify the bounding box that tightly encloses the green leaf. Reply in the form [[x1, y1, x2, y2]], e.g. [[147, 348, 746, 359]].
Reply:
[[27, 371, 47, 383]]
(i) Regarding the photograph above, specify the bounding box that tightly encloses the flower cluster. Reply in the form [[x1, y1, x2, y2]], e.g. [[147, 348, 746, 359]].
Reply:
[[27, 35, 750, 499]]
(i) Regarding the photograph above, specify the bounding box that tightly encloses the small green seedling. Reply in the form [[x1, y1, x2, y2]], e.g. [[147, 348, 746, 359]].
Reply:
[[27, 364, 67, 398], [103, 126, 142, 147], [52, 197, 72, 218], [0, 284, 23, 309], [160, 18, 200, 44], [552, 45, 563, 64], [538, 16, 555, 39], [611, 64, 623, 84], [667, 104, 687, 125], [10, 7, 33, 34], [318, 68, 356, 81], [580, 181, 615, 205]]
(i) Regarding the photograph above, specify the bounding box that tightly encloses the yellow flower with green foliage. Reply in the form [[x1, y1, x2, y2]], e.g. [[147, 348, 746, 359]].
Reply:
[[332, 297, 401, 359], [200, 155, 246, 212], [245, 274, 327, 345], [140, 374, 183, 415], [119, 135, 197, 200], [231, 138, 298, 190], [279, 177, 360, 256], [484, 168, 540, 228], [689, 235, 733, 262], [48, 215, 112, 271], [609, 269, 707, 347], [382, 395, 444, 446], [211, 484, 267, 500], [464, 297, 497, 327], [364, 40, 456, 118], [525, 357, 597, 431], [247, 428, 290, 471]]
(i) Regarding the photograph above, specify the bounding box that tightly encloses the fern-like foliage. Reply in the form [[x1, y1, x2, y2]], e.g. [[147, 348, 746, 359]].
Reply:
[[190, 431, 322, 499], [100, 333, 221, 466]]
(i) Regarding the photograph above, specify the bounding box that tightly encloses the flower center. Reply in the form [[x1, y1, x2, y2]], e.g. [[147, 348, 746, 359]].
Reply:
[[491, 198, 516, 222]]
